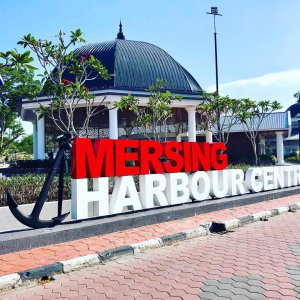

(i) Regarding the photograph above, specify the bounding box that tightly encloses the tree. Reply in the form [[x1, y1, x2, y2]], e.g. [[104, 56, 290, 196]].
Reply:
[[0, 48, 39, 155], [197, 91, 244, 144], [0, 50, 36, 71], [18, 29, 110, 135], [0, 68, 41, 155], [116, 79, 182, 142], [18, 134, 33, 154], [238, 99, 282, 165]]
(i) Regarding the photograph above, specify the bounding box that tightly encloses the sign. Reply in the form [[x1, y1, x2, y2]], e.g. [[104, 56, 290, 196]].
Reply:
[[70, 138, 300, 220], [71, 139, 227, 178]]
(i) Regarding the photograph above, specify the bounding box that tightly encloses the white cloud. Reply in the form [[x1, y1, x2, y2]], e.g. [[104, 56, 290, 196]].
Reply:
[[206, 69, 300, 111]]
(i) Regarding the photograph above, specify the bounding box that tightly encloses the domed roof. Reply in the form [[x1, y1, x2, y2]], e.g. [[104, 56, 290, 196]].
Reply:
[[286, 92, 300, 118], [286, 102, 300, 118], [72, 26, 202, 94]]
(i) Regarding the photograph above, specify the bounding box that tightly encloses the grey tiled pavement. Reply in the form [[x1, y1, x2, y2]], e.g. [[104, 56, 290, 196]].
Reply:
[[2, 210, 300, 299], [199, 275, 265, 300]]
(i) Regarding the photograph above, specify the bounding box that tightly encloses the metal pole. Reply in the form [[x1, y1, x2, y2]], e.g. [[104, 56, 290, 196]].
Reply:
[[214, 16, 219, 94], [207, 7, 222, 94]]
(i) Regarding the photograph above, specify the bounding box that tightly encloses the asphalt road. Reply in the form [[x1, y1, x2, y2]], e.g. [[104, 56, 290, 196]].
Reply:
[[2, 210, 300, 299]]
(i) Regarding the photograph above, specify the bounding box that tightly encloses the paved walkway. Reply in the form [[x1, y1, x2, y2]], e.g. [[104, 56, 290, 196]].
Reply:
[[0, 194, 299, 277], [2, 203, 300, 299]]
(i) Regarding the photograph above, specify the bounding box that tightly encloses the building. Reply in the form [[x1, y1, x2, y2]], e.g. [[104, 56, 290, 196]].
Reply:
[[20, 24, 290, 164], [285, 93, 300, 155], [216, 112, 290, 164], [20, 24, 206, 160]]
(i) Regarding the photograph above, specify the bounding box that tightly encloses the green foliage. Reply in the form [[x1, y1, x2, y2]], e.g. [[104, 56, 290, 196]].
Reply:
[[197, 91, 244, 144], [238, 99, 282, 124], [286, 151, 300, 162], [227, 153, 275, 166], [227, 161, 274, 173], [0, 50, 36, 71], [17, 29, 110, 135], [116, 79, 182, 142], [237, 99, 282, 165], [0, 67, 41, 155], [226, 164, 253, 173], [0, 174, 71, 207], [17, 134, 33, 154]]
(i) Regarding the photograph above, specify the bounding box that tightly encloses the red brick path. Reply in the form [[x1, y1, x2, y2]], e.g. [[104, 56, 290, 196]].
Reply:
[[2, 201, 300, 299], [0, 195, 299, 277]]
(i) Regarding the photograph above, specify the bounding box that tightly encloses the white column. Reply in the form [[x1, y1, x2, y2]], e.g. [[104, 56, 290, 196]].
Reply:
[[259, 137, 266, 155], [205, 120, 213, 143], [205, 131, 213, 143], [108, 106, 118, 139], [276, 131, 284, 164], [35, 111, 45, 160], [186, 106, 196, 142], [32, 120, 38, 160]]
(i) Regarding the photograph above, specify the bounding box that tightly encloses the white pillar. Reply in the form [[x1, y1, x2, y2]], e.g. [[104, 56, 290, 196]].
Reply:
[[186, 106, 196, 142], [205, 121, 213, 143], [36, 111, 45, 160], [32, 120, 38, 160], [259, 137, 266, 155], [205, 131, 213, 143], [108, 106, 118, 139], [276, 131, 284, 164]]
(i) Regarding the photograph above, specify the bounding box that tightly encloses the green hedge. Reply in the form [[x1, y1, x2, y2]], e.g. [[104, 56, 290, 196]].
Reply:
[[0, 163, 274, 207], [227, 154, 276, 165], [0, 175, 71, 207]]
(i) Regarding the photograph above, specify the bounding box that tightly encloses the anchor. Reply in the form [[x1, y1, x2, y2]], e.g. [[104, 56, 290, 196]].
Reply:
[[7, 132, 74, 229]]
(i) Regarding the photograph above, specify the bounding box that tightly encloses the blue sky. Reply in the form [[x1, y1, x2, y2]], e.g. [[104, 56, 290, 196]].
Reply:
[[1, 0, 300, 133]]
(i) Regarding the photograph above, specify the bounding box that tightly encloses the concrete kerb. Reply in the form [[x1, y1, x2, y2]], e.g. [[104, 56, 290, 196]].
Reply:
[[131, 238, 163, 253], [210, 203, 300, 233], [1, 202, 300, 293], [0, 274, 21, 292], [61, 254, 100, 273]]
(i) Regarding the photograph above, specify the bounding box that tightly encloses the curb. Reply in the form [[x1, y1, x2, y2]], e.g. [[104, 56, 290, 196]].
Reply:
[[0, 202, 299, 293], [210, 202, 300, 233]]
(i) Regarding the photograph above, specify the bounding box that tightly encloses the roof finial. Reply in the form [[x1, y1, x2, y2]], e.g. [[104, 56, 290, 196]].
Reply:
[[117, 20, 125, 40]]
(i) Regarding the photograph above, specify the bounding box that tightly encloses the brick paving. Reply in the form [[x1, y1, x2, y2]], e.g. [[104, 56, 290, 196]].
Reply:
[[2, 205, 300, 299], [0, 194, 299, 277]]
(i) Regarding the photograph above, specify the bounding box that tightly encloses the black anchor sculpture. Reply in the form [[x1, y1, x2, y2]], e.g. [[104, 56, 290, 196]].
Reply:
[[7, 132, 74, 229]]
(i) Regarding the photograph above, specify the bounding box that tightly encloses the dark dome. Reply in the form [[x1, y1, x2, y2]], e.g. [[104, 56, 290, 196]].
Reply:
[[286, 99, 300, 118], [73, 39, 202, 94]]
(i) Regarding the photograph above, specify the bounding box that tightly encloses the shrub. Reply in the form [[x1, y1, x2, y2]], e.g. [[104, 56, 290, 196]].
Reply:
[[227, 153, 274, 165], [227, 164, 255, 173], [0, 175, 71, 207], [286, 151, 300, 163]]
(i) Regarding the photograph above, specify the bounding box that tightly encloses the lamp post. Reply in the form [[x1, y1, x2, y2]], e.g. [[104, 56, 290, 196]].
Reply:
[[206, 6, 222, 94], [205, 7, 222, 144], [294, 92, 300, 155], [297, 113, 300, 154]]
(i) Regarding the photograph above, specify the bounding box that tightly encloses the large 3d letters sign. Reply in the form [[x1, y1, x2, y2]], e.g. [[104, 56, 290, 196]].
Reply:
[[71, 138, 300, 220]]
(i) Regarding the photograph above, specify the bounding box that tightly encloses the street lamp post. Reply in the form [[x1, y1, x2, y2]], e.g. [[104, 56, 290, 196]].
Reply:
[[205, 7, 222, 144], [207, 7, 222, 94], [295, 92, 300, 155], [297, 113, 300, 154]]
